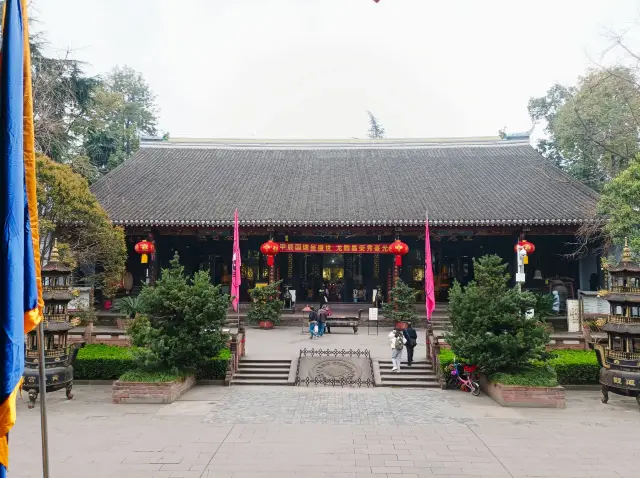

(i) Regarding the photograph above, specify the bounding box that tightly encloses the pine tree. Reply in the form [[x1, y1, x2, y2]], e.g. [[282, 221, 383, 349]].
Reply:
[[381, 279, 418, 323], [367, 111, 386, 139], [445, 255, 550, 374]]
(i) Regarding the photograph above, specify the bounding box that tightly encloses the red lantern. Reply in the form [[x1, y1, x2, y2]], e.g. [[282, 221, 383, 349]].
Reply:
[[260, 240, 280, 267], [389, 239, 409, 266], [514, 240, 535, 255], [134, 240, 155, 264]]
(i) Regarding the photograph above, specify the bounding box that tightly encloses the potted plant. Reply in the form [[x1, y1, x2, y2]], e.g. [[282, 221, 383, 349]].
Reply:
[[247, 281, 283, 329], [381, 279, 418, 329], [113, 295, 143, 330]]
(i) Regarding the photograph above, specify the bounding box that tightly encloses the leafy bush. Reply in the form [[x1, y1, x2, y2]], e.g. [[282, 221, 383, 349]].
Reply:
[[74, 344, 134, 380], [119, 370, 185, 383], [196, 349, 232, 380], [381, 279, 418, 323], [438, 349, 455, 375], [445, 255, 550, 375], [490, 365, 558, 387], [545, 350, 600, 385], [113, 295, 143, 318], [134, 253, 230, 373], [247, 281, 283, 325]]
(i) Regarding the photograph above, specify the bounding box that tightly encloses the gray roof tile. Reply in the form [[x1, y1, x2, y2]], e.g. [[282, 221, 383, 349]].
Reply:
[[91, 140, 599, 226]]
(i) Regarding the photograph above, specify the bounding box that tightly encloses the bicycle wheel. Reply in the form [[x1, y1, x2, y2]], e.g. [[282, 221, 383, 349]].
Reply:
[[470, 381, 480, 396]]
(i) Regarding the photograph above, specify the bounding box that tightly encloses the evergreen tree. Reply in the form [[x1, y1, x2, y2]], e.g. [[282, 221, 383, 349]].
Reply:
[[381, 279, 418, 323], [445, 255, 550, 374], [367, 111, 386, 139]]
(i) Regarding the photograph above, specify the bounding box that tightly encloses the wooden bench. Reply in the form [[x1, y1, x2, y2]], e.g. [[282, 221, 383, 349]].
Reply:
[[325, 310, 364, 334]]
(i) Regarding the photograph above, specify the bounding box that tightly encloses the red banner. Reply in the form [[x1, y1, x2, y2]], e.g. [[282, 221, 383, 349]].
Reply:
[[278, 243, 392, 253]]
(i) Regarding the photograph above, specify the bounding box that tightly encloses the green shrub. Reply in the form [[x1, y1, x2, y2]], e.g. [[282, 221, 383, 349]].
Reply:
[[545, 350, 600, 385], [446, 255, 550, 375], [195, 349, 232, 380], [119, 370, 185, 383], [438, 349, 455, 375], [247, 281, 283, 325], [490, 365, 558, 388], [381, 279, 418, 323], [135, 253, 230, 373], [74, 344, 134, 380]]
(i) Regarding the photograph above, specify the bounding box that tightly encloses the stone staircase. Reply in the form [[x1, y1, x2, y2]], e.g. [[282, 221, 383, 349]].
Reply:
[[231, 358, 292, 386], [377, 360, 439, 388]]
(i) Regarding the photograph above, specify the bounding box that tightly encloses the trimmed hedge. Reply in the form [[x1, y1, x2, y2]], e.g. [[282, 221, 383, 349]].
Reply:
[[196, 348, 232, 380], [119, 370, 185, 383], [490, 365, 559, 387], [546, 350, 599, 385], [75, 345, 232, 381], [74, 345, 135, 380], [437, 349, 599, 387]]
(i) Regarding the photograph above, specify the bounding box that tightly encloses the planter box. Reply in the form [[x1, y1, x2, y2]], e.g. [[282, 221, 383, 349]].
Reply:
[[112, 375, 195, 404], [480, 375, 565, 408]]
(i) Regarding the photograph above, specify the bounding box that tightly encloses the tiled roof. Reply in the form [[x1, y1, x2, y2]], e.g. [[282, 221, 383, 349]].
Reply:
[[91, 139, 599, 228]]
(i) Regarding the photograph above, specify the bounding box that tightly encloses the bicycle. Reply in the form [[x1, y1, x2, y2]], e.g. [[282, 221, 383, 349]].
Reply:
[[447, 357, 480, 396]]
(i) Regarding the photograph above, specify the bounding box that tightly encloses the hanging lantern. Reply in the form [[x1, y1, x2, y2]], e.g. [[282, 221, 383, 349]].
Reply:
[[134, 240, 155, 264], [260, 240, 280, 267], [389, 239, 409, 266], [514, 240, 535, 265], [514, 240, 535, 255]]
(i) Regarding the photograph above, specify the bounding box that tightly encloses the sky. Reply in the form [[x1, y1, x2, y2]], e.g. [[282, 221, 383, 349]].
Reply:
[[33, 0, 640, 140]]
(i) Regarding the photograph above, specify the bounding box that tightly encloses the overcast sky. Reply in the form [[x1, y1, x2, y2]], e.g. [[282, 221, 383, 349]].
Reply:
[[33, 0, 640, 139]]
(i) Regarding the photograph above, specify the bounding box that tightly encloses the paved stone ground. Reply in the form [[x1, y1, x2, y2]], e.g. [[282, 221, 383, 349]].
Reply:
[[243, 327, 422, 360], [9, 384, 640, 478]]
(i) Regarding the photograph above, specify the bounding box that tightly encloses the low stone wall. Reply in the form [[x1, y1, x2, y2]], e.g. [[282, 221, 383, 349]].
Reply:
[[480, 376, 565, 408], [112, 375, 195, 404]]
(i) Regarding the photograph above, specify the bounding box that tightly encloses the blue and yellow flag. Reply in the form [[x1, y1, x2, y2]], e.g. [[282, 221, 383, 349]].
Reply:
[[0, 0, 43, 474]]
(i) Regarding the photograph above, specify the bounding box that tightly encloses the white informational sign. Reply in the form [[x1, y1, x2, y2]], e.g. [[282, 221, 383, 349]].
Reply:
[[567, 299, 580, 332], [67, 287, 92, 312], [525, 309, 535, 319], [582, 296, 610, 315], [516, 272, 526, 283], [369, 308, 379, 321]]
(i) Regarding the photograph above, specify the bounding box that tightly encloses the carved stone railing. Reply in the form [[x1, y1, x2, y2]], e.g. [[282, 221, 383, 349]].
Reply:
[[608, 315, 640, 325], [224, 331, 245, 386], [607, 349, 640, 361], [608, 286, 640, 294]]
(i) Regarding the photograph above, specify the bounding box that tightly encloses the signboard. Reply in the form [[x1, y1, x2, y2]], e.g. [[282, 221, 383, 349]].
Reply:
[[515, 272, 526, 283], [277, 243, 391, 254], [567, 299, 580, 332], [68, 287, 92, 312], [369, 308, 379, 321]]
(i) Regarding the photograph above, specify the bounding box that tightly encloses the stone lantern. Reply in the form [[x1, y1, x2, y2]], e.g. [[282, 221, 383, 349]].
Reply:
[[23, 242, 85, 408]]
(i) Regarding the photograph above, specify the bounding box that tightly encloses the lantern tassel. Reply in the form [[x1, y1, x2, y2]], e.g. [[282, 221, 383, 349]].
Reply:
[[267, 256, 274, 267], [395, 255, 401, 267], [141, 253, 148, 264]]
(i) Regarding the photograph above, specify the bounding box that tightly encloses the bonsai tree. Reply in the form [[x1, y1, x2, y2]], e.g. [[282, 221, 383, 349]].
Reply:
[[445, 255, 550, 375], [247, 280, 283, 326], [130, 253, 230, 373], [381, 279, 418, 325]]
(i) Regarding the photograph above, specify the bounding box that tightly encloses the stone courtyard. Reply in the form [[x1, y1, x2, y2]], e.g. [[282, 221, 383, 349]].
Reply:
[[10, 383, 640, 478]]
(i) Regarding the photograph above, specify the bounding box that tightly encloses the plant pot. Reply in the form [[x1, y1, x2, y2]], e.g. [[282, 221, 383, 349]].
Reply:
[[395, 321, 408, 330], [259, 320, 274, 330], [103, 299, 113, 311]]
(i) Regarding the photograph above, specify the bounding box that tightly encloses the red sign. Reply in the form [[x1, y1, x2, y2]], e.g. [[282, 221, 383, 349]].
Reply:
[[278, 243, 391, 254]]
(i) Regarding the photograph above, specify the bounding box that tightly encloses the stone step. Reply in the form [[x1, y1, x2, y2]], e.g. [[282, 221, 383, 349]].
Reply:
[[233, 373, 289, 380], [231, 379, 289, 386], [380, 374, 437, 382], [379, 361, 431, 366], [240, 359, 292, 363], [237, 367, 292, 373], [378, 380, 440, 388]]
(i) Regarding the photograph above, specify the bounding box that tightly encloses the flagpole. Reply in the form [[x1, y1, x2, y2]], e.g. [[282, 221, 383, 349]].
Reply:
[[36, 321, 50, 478]]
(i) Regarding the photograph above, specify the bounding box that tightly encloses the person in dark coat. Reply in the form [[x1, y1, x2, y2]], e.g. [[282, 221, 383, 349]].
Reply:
[[403, 322, 418, 366]]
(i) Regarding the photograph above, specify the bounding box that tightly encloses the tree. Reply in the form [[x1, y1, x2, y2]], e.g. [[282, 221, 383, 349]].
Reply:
[[132, 253, 230, 373], [36, 155, 126, 291], [598, 156, 640, 255], [84, 66, 158, 171], [381, 279, 418, 324], [367, 111, 386, 139], [445, 255, 550, 375], [529, 68, 640, 190], [247, 281, 283, 325]]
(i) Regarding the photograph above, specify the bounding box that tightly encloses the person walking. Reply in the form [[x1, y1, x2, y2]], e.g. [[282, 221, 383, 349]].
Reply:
[[317, 304, 329, 337], [403, 322, 418, 366], [308, 306, 318, 339], [388, 327, 406, 372]]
